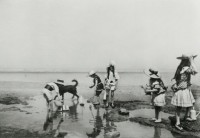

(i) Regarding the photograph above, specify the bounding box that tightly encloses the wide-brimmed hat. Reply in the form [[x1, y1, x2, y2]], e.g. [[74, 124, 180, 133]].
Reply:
[[180, 66, 190, 74], [144, 68, 161, 79], [56, 79, 64, 85], [88, 70, 96, 76], [177, 54, 197, 60]]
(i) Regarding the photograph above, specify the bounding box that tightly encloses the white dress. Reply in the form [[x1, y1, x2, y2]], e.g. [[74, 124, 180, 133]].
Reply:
[[107, 70, 120, 90], [171, 67, 195, 107], [152, 83, 166, 107], [42, 82, 61, 101]]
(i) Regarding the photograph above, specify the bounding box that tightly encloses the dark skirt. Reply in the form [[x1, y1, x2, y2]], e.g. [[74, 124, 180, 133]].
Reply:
[[96, 83, 104, 96]]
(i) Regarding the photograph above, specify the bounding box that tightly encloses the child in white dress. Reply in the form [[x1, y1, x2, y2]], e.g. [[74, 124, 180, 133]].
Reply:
[[171, 54, 198, 131], [142, 68, 167, 123], [104, 61, 120, 108]]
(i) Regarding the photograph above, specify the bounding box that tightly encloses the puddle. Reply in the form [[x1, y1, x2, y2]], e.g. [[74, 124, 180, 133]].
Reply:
[[129, 108, 174, 119], [0, 95, 197, 138]]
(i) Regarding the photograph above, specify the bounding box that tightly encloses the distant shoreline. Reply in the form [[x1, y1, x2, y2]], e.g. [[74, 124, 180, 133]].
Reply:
[[0, 71, 174, 73]]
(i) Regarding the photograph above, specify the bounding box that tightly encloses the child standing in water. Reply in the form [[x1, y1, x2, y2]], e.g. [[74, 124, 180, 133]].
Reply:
[[171, 54, 198, 131], [89, 70, 104, 105], [105, 61, 120, 108], [141, 68, 167, 123]]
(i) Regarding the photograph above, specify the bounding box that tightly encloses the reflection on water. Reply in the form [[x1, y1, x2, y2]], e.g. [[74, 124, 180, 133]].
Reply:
[[103, 109, 120, 138], [43, 109, 54, 132], [43, 109, 68, 137], [154, 127, 161, 138], [87, 105, 103, 138], [87, 105, 120, 138], [41, 99, 197, 138], [68, 100, 79, 122]]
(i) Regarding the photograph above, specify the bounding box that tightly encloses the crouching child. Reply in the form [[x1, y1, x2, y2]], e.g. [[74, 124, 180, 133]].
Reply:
[[42, 81, 63, 111]]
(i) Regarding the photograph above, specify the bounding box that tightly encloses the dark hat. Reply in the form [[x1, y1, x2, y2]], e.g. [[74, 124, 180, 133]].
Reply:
[[144, 68, 161, 79], [56, 79, 64, 84], [177, 54, 197, 60]]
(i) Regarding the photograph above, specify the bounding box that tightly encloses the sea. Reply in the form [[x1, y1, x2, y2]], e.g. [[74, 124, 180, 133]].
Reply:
[[0, 72, 199, 100]]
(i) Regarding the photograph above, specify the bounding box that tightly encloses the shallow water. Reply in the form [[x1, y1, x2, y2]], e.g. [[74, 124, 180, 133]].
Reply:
[[0, 72, 200, 138], [0, 95, 195, 138]]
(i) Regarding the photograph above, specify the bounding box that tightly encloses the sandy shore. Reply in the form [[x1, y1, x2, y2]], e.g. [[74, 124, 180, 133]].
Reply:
[[1, 82, 200, 138]]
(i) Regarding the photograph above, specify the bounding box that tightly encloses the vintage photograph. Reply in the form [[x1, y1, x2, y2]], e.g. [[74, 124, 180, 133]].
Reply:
[[0, 0, 200, 138]]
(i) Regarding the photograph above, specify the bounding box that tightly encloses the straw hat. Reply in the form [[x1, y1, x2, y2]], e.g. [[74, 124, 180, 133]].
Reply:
[[56, 79, 64, 85], [88, 70, 96, 76], [180, 66, 190, 74], [177, 54, 197, 60], [144, 68, 161, 79]]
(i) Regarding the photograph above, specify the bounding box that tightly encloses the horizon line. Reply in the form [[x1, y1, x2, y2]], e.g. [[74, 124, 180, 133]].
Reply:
[[0, 70, 175, 73]]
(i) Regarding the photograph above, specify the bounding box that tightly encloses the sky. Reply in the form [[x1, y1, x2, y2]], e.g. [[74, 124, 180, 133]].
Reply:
[[0, 0, 200, 72]]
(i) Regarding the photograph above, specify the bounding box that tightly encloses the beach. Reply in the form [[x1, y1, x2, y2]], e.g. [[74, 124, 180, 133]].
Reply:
[[0, 72, 200, 138]]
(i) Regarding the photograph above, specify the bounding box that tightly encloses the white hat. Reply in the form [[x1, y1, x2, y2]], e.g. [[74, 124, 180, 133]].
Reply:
[[88, 70, 96, 76], [180, 66, 190, 74], [109, 60, 116, 66], [56, 79, 64, 85]]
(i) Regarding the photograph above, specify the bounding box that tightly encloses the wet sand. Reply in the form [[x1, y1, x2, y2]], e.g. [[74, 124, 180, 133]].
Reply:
[[1, 82, 200, 138]]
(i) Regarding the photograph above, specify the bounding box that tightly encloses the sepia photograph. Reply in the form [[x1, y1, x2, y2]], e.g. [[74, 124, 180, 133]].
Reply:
[[0, 0, 200, 138]]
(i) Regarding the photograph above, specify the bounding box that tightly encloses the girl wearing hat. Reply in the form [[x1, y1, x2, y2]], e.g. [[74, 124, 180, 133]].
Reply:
[[42, 81, 63, 111], [89, 70, 104, 105], [171, 54, 198, 131], [141, 68, 167, 123], [105, 61, 120, 108]]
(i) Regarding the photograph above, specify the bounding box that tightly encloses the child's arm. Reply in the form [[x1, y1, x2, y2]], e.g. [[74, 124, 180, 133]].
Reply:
[[89, 78, 96, 88], [145, 89, 158, 93]]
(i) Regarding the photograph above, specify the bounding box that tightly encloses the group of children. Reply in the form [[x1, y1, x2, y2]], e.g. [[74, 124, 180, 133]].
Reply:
[[141, 54, 198, 131], [42, 54, 198, 131]]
